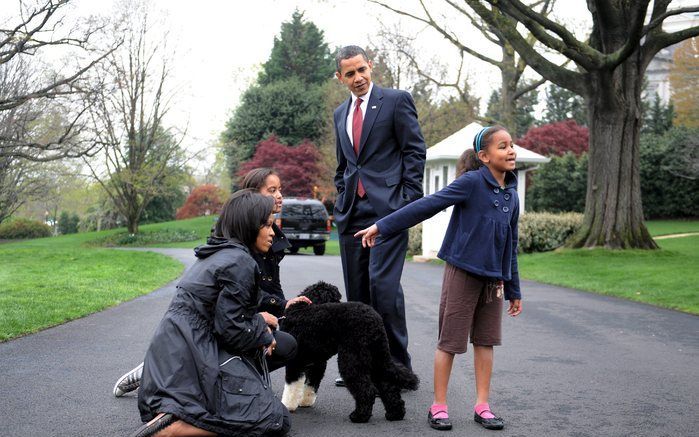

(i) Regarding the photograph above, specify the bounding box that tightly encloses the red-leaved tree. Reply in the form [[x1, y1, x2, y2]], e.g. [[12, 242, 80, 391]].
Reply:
[[176, 184, 226, 220], [238, 136, 322, 198], [517, 120, 589, 157]]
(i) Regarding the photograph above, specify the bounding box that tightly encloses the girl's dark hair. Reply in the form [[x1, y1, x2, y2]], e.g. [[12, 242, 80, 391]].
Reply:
[[215, 189, 274, 247], [472, 125, 507, 153], [456, 149, 483, 176], [240, 168, 278, 191]]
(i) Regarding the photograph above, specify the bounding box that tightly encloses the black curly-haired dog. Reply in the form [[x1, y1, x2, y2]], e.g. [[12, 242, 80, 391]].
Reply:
[[280, 281, 419, 423]]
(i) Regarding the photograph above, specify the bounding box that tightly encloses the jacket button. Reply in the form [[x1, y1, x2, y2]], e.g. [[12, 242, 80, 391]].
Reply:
[[493, 188, 499, 193], [270, 298, 276, 304], [504, 194, 510, 200], [238, 388, 243, 393], [493, 200, 499, 207], [503, 206, 510, 213], [357, 165, 362, 169]]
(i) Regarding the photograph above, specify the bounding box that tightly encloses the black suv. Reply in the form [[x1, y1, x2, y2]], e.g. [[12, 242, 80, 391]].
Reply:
[[277, 198, 331, 255]]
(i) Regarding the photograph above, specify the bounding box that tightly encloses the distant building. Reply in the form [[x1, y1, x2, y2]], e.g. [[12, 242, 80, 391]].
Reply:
[[419, 122, 549, 260], [644, 5, 699, 103]]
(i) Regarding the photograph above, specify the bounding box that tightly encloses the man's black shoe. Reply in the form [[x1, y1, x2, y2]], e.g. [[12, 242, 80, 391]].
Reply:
[[334, 377, 346, 387], [427, 411, 452, 430]]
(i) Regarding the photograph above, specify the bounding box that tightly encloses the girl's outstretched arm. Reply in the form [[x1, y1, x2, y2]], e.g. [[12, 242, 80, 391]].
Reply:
[[354, 224, 379, 248]]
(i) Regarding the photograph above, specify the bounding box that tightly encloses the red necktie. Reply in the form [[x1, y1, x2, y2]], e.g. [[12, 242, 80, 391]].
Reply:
[[352, 98, 366, 198]]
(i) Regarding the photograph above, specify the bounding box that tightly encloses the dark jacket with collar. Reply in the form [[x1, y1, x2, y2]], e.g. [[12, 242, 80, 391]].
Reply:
[[138, 237, 282, 433], [253, 223, 291, 317], [333, 84, 426, 233], [377, 166, 521, 300]]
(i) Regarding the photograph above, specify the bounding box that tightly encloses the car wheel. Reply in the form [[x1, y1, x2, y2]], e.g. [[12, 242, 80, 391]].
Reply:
[[313, 243, 325, 256]]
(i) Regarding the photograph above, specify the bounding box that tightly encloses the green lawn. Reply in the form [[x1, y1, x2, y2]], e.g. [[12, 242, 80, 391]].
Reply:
[[0, 218, 216, 341], [518, 235, 699, 315], [644, 219, 699, 237]]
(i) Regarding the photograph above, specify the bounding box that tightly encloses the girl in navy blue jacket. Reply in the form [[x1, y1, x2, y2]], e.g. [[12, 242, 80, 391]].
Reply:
[[356, 125, 522, 432]]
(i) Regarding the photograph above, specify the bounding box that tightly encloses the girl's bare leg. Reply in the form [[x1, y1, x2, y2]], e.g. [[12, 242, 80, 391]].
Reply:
[[433, 349, 455, 405], [473, 345, 494, 405]]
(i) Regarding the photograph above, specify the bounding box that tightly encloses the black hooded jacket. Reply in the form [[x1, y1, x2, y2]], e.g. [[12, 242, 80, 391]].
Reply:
[[137, 237, 281, 435], [254, 223, 291, 316]]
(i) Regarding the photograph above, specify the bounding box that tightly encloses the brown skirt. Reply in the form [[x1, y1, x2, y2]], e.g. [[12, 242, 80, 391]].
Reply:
[[437, 263, 503, 354]]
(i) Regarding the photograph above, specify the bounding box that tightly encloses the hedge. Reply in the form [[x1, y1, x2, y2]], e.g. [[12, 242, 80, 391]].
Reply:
[[0, 218, 52, 240], [518, 212, 583, 253]]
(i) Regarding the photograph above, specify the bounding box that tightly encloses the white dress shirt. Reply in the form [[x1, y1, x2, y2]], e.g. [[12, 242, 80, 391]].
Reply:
[[345, 82, 374, 146]]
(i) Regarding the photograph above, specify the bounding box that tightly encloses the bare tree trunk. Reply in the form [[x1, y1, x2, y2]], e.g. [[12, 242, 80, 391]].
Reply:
[[499, 45, 518, 131], [571, 54, 657, 249]]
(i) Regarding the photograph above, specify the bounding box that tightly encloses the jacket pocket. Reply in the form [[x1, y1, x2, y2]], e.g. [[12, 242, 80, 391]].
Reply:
[[218, 357, 265, 423]]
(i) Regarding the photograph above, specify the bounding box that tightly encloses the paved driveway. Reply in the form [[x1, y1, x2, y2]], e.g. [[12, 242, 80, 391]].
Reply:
[[1, 250, 697, 436]]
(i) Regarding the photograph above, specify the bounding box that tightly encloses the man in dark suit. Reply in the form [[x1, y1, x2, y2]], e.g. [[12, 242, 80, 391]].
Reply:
[[333, 46, 426, 372]]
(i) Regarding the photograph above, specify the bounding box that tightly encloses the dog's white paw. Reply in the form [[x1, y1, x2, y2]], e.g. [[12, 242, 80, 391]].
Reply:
[[282, 378, 305, 412], [299, 384, 317, 407]]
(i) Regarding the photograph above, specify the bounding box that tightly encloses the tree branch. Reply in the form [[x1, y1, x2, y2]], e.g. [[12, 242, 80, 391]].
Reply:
[[464, 0, 586, 95], [369, 0, 505, 67]]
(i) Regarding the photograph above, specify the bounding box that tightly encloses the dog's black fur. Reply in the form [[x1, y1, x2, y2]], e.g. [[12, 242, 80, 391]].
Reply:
[[280, 281, 419, 423]]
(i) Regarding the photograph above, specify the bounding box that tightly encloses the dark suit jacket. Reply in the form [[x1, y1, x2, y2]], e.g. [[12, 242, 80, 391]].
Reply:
[[333, 85, 426, 234]]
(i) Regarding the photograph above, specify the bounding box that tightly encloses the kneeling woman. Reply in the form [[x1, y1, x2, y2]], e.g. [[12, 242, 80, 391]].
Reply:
[[133, 190, 292, 437]]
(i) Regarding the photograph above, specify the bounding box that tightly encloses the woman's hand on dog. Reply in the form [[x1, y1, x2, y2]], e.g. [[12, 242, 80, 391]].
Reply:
[[259, 311, 278, 329], [264, 337, 277, 356], [285, 296, 312, 309], [354, 224, 379, 248]]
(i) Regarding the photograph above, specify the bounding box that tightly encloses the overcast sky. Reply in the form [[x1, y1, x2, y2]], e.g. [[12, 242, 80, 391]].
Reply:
[[3, 0, 597, 170]]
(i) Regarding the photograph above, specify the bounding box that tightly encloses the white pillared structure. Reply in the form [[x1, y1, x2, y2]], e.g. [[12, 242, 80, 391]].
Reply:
[[418, 122, 549, 260]]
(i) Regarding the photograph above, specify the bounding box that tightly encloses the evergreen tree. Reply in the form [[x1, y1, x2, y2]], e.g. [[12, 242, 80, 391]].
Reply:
[[221, 77, 326, 186], [485, 86, 538, 137], [642, 93, 674, 135], [222, 12, 333, 185], [543, 83, 587, 125], [258, 10, 335, 86]]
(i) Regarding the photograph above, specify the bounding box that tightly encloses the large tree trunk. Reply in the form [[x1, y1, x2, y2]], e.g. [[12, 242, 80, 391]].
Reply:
[[570, 53, 657, 249]]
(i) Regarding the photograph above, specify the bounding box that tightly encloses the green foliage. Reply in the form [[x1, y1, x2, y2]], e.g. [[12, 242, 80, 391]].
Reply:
[[58, 212, 79, 235], [222, 77, 326, 183], [419, 97, 478, 146], [542, 83, 587, 125], [258, 10, 335, 86], [526, 153, 588, 213], [641, 93, 674, 135], [0, 217, 52, 239], [141, 186, 187, 224], [407, 223, 422, 256], [88, 229, 200, 247], [486, 87, 538, 137], [640, 126, 699, 219], [518, 212, 584, 253]]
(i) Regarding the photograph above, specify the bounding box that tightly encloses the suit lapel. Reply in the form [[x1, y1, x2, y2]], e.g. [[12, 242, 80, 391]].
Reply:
[[358, 86, 383, 157], [338, 97, 355, 161]]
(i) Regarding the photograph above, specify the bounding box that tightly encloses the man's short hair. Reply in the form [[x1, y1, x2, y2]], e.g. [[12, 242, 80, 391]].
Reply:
[[335, 45, 369, 72]]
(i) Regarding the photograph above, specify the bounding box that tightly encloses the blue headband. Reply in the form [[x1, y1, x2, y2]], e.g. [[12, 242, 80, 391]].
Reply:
[[474, 126, 491, 153]]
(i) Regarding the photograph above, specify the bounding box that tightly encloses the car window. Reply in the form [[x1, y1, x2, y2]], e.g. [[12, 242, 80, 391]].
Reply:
[[284, 204, 326, 218]]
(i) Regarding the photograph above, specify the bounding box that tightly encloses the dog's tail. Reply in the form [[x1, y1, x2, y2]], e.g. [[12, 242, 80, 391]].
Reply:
[[387, 361, 419, 391]]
